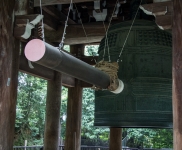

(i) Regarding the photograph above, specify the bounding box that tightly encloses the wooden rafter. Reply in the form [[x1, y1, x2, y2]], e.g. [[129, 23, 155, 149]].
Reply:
[[34, 0, 95, 7], [140, 1, 172, 30]]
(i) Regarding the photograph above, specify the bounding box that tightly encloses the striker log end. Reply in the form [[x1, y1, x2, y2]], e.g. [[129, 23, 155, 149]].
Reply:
[[25, 39, 46, 62]]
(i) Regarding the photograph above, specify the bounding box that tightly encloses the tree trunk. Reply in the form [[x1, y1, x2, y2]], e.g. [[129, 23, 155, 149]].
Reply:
[[0, 0, 20, 149], [65, 80, 83, 150], [172, 0, 182, 150], [109, 128, 122, 150], [44, 72, 62, 150]]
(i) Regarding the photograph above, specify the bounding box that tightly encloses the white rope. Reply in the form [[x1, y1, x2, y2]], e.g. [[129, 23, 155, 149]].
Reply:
[[117, 0, 143, 62], [59, 0, 73, 50], [74, 3, 97, 63], [39, 0, 45, 41], [102, 0, 119, 62]]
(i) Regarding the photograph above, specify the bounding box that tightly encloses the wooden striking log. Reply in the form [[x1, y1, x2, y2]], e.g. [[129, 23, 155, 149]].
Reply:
[[44, 72, 62, 150], [19, 55, 75, 87], [24, 39, 110, 89], [0, 0, 20, 149], [65, 80, 83, 150], [34, 0, 95, 7], [172, 0, 182, 150], [19, 55, 96, 87], [109, 128, 122, 150]]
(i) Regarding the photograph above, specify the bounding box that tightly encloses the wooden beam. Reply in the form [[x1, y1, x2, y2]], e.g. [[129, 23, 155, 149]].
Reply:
[[140, 1, 172, 16], [14, 22, 107, 44], [34, 0, 95, 7], [15, 14, 58, 31], [140, 1, 172, 30], [172, 0, 182, 150], [155, 14, 172, 30], [45, 23, 107, 45], [0, 1, 20, 149], [15, 0, 34, 15], [44, 72, 62, 150], [65, 80, 83, 150], [109, 128, 122, 150], [42, 6, 76, 24]]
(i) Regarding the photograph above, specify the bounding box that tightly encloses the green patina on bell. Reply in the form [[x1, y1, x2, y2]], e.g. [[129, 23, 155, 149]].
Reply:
[[94, 20, 172, 128]]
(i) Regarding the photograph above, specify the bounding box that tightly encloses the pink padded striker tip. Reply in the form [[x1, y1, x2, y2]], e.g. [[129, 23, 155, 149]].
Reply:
[[25, 39, 46, 62]]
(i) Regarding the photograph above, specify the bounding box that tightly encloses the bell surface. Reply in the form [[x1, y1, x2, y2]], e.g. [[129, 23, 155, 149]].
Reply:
[[94, 20, 172, 128]]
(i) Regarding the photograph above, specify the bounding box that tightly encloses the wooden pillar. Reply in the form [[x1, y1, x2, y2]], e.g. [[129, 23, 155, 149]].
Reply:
[[0, 0, 20, 149], [109, 128, 122, 150], [172, 1, 182, 150], [44, 72, 62, 150], [64, 80, 83, 150]]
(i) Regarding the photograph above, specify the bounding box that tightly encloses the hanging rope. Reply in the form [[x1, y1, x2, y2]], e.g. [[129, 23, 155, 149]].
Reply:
[[74, 3, 97, 63], [59, 0, 73, 50], [93, 61, 119, 91], [102, 0, 119, 62], [39, 0, 45, 41], [117, 0, 143, 62]]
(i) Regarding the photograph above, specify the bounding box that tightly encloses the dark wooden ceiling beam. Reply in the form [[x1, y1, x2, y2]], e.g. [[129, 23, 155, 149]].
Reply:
[[42, 6, 76, 24], [140, 1, 172, 30], [45, 23, 108, 44], [34, 0, 95, 7], [140, 1, 172, 16]]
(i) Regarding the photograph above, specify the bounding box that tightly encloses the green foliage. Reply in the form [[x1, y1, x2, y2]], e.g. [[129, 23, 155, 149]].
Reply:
[[126, 128, 173, 148], [85, 45, 99, 56], [14, 73, 47, 146], [81, 88, 109, 141]]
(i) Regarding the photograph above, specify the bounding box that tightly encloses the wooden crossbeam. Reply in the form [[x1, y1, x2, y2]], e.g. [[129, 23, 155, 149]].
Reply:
[[14, 22, 107, 44], [34, 0, 95, 7], [45, 23, 108, 44]]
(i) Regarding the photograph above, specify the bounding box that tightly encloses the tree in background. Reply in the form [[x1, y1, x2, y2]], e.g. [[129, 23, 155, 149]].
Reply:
[[14, 73, 47, 145]]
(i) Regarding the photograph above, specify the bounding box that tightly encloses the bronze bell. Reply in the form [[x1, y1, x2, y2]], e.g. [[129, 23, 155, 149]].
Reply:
[[94, 20, 172, 128]]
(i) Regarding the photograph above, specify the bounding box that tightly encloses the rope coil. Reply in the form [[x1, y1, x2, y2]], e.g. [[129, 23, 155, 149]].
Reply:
[[93, 61, 119, 91]]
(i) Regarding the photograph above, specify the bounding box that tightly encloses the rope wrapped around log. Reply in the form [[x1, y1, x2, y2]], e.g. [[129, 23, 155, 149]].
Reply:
[[93, 61, 119, 91]]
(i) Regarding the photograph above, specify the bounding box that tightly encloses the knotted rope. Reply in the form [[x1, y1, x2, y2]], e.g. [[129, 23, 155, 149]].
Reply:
[[93, 61, 119, 91]]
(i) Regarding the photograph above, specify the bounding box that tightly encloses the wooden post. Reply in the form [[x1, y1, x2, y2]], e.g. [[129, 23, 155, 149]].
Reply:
[[0, 0, 20, 149], [172, 1, 182, 150], [109, 128, 122, 150], [64, 80, 83, 150], [44, 72, 62, 150]]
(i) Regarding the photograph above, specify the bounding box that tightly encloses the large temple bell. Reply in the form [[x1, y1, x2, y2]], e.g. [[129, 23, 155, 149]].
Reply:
[[94, 20, 172, 128]]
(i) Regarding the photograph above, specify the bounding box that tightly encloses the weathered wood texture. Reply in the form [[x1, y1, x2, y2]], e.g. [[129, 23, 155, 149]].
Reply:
[[44, 72, 62, 150], [34, 0, 95, 7], [14, 23, 107, 44], [172, 0, 182, 150], [65, 80, 83, 150], [19, 55, 76, 87], [109, 128, 122, 150], [15, 0, 34, 15], [45, 23, 108, 45], [0, 0, 20, 149], [140, 1, 172, 30]]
